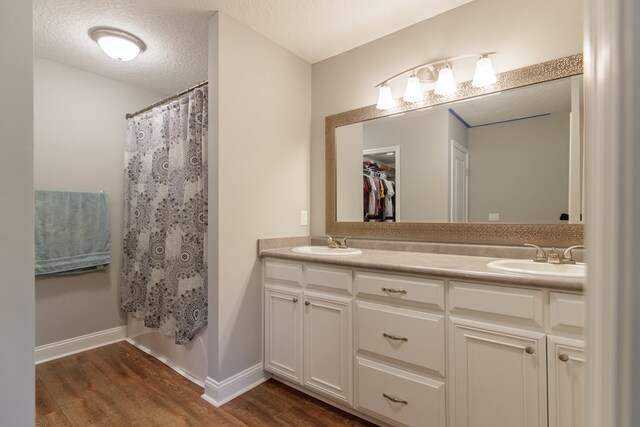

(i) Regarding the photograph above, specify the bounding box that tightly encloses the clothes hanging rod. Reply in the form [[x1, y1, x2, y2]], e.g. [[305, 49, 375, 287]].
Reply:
[[125, 80, 208, 119]]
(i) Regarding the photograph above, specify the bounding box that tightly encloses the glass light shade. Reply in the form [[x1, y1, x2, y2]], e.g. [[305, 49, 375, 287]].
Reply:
[[96, 36, 141, 61], [376, 85, 395, 110], [90, 28, 146, 62], [434, 66, 457, 95], [403, 75, 424, 103], [472, 56, 497, 87]]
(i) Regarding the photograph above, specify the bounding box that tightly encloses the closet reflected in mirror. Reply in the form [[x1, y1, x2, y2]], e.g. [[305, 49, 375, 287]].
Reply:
[[335, 75, 584, 224]]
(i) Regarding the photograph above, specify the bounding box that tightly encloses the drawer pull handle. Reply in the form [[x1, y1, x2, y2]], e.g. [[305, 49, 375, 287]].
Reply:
[[525, 346, 535, 354], [382, 287, 407, 295], [383, 332, 408, 342], [383, 393, 408, 405], [292, 298, 298, 303], [558, 353, 570, 362], [305, 301, 311, 306]]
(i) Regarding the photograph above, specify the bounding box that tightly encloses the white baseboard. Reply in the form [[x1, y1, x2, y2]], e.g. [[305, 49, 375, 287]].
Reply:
[[202, 363, 270, 407], [126, 338, 204, 387], [35, 325, 127, 364]]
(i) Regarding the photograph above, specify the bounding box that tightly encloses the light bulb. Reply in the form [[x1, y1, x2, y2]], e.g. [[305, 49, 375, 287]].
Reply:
[[472, 55, 497, 87], [434, 66, 457, 95], [376, 85, 395, 110], [403, 74, 424, 103]]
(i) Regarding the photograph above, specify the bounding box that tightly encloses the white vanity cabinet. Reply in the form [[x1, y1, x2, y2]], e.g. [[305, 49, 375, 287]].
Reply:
[[262, 254, 585, 427], [448, 281, 585, 427], [354, 271, 447, 427], [547, 292, 586, 427], [263, 259, 353, 405]]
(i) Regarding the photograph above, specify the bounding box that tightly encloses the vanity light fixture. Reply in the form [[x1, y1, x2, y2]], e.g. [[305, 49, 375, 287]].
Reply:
[[376, 84, 396, 110], [434, 62, 457, 96], [402, 72, 424, 103], [375, 52, 497, 110], [472, 54, 497, 87], [89, 27, 146, 61]]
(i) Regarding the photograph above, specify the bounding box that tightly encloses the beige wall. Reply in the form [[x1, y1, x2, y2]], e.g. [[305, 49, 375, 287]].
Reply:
[[363, 110, 450, 221], [0, 0, 34, 423], [336, 123, 364, 221], [468, 113, 570, 223], [208, 12, 311, 380], [311, 0, 583, 235], [33, 58, 163, 346]]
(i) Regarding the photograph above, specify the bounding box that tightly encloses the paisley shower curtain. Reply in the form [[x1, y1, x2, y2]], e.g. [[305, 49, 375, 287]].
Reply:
[[120, 85, 208, 344]]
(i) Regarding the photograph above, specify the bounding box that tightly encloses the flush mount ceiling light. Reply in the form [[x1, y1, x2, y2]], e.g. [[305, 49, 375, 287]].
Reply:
[[89, 27, 146, 61], [375, 52, 497, 110]]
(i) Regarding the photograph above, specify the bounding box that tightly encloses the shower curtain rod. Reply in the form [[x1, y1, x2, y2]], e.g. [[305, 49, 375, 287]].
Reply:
[[125, 80, 208, 119]]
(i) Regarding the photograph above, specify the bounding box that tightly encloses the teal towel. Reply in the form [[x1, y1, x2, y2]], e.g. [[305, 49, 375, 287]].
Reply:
[[35, 190, 111, 275]]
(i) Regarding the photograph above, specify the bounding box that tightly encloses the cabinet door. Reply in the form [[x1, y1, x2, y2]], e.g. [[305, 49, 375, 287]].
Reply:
[[547, 335, 585, 427], [264, 285, 303, 384], [303, 291, 353, 405], [450, 319, 547, 427]]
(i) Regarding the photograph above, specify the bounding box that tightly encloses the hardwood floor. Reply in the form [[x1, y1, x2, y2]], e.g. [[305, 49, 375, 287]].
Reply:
[[36, 341, 377, 426]]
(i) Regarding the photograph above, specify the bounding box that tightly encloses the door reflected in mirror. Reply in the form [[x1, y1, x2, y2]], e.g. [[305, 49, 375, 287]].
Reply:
[[335, 75, 584, 224]]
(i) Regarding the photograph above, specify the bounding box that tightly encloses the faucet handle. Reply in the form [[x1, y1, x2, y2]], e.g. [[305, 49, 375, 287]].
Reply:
[[336, 236, 351, 249], [524, 243, 548, 262], [326, 235, 338, 248], [561, 245, 585, 264]]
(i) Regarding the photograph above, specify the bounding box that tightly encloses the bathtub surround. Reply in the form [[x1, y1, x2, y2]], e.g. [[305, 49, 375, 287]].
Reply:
[[121, 85, 208, 345], [34, 57, 164, 347], [0, 0, 34, 424]]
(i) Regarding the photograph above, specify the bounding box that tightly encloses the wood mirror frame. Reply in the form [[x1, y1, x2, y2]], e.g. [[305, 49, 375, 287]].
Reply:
[[325, 54, 584, 246]]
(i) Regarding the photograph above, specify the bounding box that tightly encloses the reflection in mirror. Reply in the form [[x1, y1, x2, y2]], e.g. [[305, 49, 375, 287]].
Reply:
[[336, 75, 584, 224]]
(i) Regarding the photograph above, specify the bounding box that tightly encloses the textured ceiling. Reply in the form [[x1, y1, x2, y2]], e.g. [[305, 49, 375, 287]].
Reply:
[[34, 0, 472, 95]]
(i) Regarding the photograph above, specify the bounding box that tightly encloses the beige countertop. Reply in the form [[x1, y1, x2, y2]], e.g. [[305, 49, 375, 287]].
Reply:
[[260, 247, 584, 292]]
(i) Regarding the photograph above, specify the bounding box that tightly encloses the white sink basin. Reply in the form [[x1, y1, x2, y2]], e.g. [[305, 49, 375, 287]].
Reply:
[[487, 259, 586, 278], [291, 246, 363, 256]]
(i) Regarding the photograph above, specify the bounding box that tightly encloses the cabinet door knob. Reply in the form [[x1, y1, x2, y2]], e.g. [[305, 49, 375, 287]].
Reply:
[[383, 332, 408, 342], [525, 346, 535, 354], [292, 298, 298, 303], [305, 301, 311, 306], [558, 353, 570, 362], [383, 393, 408, 405], [381, 287, 407, 295]]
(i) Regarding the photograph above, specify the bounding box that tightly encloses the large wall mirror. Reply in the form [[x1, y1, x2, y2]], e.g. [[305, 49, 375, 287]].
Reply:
[[326, 54, 584, 245]]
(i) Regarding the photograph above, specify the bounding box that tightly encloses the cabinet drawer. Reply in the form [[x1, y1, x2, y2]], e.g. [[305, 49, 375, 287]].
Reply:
[[264, 260, 302, 285], [449, 281, 543, 326], [550, 292, 585, 331], [356, 271, 444, 308], [356, 301, 444, 375], [356, 357, 445, 427], [306, 265, 352, 294]]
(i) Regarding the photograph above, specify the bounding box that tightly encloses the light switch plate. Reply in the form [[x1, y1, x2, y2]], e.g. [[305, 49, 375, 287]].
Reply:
[[488, 213, 500, 221], [300, 210, 308, 226]]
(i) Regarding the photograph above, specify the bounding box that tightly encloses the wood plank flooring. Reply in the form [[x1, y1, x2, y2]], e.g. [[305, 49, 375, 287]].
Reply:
[[36, 341, 377, 426]]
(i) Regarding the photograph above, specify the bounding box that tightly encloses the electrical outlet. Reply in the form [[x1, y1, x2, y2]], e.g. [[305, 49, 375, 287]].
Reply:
[[488, 213, 500, 221], [300, 210, 308, 226]]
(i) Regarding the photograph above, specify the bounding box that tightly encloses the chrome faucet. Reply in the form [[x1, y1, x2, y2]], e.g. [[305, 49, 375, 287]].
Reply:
[[524, 243, 585, 264], [327, 235, 350, 249]]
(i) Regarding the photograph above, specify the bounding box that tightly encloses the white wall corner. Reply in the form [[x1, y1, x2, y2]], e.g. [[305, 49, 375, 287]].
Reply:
[[34, 325, 127, 364], [201, 364, 271, 407]]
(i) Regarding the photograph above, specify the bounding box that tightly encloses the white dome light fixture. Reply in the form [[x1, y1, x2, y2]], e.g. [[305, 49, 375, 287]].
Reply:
[[89, 27, 146, 61]]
